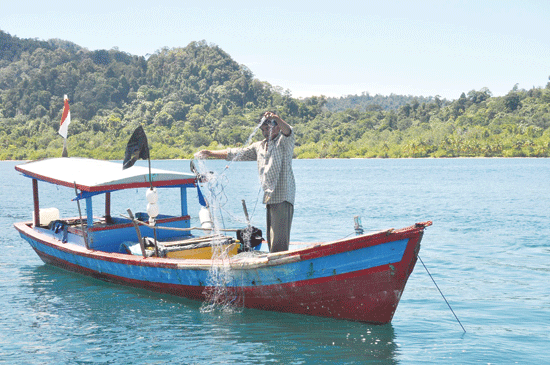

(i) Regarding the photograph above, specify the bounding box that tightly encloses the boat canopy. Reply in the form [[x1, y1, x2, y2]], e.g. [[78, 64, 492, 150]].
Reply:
[[15, 157, 196, 193]]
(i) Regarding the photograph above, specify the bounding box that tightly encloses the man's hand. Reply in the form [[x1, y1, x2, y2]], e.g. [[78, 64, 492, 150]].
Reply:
[[264, 112, 291, 137], [195, 150, 228, 159], [195, 150, 212, 159]]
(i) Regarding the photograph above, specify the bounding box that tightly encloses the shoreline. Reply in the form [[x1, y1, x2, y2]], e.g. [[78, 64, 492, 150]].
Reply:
[[3, 155, 549, 163]]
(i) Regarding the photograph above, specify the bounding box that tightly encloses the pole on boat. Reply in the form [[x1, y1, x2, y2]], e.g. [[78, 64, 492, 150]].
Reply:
[[147, 158, 153, 190], [105, 192, 111, 223], [354, 216, 364, 235], [145, 185, 159, 255], [32, 179, 40, 227], [127, 209, 147, 258], [240, 199, 261, 251], [152, 225, 159, 257], [73, 182, 89, 250], [241, 199, 251, 226], [122, 126, 159, 256], [419, 256, 466, 333], [62, 138, 68, 157]]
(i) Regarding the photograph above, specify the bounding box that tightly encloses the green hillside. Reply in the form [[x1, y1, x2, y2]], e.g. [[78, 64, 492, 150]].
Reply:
[[1, 30, 550, 160]]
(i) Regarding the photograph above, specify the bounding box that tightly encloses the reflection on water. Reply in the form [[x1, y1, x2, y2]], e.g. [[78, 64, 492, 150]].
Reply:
[[15, 265, 398, 364]]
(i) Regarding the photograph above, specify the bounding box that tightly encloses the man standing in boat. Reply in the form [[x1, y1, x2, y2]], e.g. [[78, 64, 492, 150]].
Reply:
[[197, 111, 295, 253]]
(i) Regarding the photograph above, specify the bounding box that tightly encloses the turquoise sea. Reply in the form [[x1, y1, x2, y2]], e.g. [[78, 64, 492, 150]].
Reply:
[[1, 158, 548, 364]]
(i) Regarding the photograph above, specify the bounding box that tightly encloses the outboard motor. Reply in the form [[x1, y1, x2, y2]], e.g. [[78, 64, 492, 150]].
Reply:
[[237, 226, 263, 252]]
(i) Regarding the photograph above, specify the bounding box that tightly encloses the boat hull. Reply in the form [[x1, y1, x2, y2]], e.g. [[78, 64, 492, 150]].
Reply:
[[14, 221, 428, 324]]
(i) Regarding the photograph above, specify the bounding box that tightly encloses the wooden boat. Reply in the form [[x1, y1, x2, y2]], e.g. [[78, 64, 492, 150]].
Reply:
[[14, 157, 431, 324]]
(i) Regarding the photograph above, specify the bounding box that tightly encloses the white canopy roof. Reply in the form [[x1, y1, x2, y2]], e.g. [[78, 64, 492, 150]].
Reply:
[[16, 158, 196, 192]]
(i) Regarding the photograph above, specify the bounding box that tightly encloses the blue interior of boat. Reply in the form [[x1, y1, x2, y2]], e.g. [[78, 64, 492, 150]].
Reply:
[[44, 212, 192, 253]]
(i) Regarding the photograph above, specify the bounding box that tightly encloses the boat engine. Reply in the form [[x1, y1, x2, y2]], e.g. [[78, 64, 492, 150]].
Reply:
[[236, 226, 263, 252]]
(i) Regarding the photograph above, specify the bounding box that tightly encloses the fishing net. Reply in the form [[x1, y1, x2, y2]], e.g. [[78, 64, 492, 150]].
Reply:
[[194, 118, 269, 314]]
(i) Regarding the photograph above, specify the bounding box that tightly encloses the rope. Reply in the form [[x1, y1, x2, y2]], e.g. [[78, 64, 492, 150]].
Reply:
[[419, 255, 466, 333]]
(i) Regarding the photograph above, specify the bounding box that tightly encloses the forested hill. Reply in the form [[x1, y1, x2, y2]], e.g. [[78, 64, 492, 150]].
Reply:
[[1, 30, 550, 160]]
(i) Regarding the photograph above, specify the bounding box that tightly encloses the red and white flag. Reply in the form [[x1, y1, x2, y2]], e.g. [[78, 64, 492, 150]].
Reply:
[[59, 95, 71, 139]]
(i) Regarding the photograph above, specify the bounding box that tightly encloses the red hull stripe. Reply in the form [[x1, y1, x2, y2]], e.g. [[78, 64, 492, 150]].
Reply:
[[32, 246, 414, 323]]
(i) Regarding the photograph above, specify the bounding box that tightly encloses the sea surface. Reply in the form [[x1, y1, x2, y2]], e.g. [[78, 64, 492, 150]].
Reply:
[[1, 158, 549, 364]]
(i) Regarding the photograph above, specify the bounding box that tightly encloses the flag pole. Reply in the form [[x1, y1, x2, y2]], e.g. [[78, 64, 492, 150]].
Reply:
[[148, 157, 153, 190], [62, 138, 68, 157]]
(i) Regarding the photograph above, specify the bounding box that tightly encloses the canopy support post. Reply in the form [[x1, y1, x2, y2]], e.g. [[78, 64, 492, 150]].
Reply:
[[86, 197, 93, 227], [73, 182, 89, 250], [180, 186, 187, 217], [105, 192, 111, 222], [32, 179, 39, 227]]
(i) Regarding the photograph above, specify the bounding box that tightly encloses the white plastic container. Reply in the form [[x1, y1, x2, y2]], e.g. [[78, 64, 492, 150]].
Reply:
[[199, 206, 213, 232], [34, 207, 59, 227]]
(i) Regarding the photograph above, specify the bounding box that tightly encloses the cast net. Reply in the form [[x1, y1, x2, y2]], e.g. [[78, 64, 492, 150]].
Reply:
[[194, 118, 270, 313]]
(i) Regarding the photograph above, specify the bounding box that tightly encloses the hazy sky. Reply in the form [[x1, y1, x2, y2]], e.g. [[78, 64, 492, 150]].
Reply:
[[2, 0, 549, 100]]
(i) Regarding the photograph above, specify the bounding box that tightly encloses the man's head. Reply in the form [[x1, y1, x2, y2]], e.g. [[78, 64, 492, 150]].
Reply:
[[259, 113, 280, 140]]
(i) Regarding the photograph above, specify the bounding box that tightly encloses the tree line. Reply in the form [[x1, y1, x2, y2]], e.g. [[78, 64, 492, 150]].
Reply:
[[1, 29, 550, 160]]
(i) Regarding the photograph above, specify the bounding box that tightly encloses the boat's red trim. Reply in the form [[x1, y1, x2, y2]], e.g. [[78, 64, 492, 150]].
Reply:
[[83, 179, 197, 192], [298, 224, 427, 261]]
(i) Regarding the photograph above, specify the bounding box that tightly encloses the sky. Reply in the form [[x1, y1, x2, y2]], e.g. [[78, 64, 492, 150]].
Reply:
[[1, 0, 550, 100]]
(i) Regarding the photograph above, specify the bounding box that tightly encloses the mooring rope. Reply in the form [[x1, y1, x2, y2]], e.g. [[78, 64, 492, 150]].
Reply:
[[419, 255, 466, 333]]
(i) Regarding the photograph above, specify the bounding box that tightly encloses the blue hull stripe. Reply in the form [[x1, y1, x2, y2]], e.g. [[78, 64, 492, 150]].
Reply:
[[23, 234, 408, 288], [235, 239, 408, 287]]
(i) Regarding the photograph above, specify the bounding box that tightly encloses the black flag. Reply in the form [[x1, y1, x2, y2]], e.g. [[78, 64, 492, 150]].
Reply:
[[123, 125, 150, 170]]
